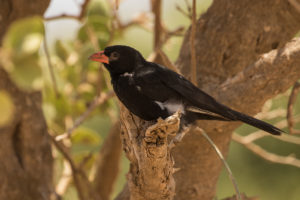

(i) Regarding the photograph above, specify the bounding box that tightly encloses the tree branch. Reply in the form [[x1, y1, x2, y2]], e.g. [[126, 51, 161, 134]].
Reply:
[[92, 120, 122, 200], [189, 0, 197, 85], [119, 104, 182, 200], [287, 82, 300, 134], [55, 91, 114, 141], [44, 0, 90, 21], [50, 133, 102, 200], [174, 0, 300, 199], [232, 133, 300, 168], [196, 128, 241, 200]]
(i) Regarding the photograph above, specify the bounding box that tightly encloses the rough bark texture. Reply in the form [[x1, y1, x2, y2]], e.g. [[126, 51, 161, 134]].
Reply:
[[0, 0, 53, 200], [0, 69, 53, 200], [173, 0, 300, 199], [0, 0, 50, 43], [119, 104, 181, 200]]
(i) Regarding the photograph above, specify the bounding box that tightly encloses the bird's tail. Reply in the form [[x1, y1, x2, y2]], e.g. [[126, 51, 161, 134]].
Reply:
[[225, 108, 283, 135]]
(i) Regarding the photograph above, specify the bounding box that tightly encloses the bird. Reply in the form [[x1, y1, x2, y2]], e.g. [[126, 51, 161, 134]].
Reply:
[[89, 45, 283, 135]]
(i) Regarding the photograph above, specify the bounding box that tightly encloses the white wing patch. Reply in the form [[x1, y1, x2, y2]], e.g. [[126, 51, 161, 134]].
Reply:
[[155, 100, 185, 114], [136, 85, 142, 91]]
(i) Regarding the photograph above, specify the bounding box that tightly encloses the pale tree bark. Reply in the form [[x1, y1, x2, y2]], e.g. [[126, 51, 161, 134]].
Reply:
[[174, 0, 300, 199], [0, 0, 53, 200], [116, 0, 300, 199], [118, 105, 182, 200]]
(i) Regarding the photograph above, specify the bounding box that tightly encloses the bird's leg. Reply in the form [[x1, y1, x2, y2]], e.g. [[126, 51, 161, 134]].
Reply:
[[169, 125, 190, 149]]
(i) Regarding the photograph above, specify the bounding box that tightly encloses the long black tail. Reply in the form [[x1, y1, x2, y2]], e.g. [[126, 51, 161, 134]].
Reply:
[[185, 100, 284, 135], [226, 108, 283, 135]]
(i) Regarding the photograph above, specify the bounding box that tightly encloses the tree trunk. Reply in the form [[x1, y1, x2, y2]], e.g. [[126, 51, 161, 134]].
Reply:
[[0, 1, 53, 200], [173, 0, 300, 199]]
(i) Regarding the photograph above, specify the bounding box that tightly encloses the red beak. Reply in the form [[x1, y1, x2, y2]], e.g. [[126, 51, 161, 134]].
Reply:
[[88, 51, 109, 64]]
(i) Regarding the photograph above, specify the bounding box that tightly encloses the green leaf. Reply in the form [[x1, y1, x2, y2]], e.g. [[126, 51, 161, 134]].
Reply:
[[2, 16, 44, 91], [72, 127, 101, 145], [55, 40, 69, 61], [3, 16, 44, 53]]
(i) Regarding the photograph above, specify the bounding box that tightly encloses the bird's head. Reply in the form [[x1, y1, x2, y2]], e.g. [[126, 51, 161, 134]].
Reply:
[[89, 45, 145, 75]]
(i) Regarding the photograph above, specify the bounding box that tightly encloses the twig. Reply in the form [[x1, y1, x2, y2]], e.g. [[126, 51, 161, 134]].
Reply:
[[44, 14, 82, 21], [151, 0, 163, 49], [92, 121, 122, 200], [78, 152, 94, 169], [287, 82, 300, 134], [235, 115, 300, 145], [196, 128, 242, 200], [56, 160, 72, 196], [190, 0, 197, 85], [158, 26, 185, 50], [44, 0, 90, 21], [49, 133, 88, 200], [232, 133, 300, 168], [55, 91, 115, 141], [156, 49, 181, 74], [115, 0, 120, 10], [184, 0, 192, 14], [175, 2, 192, 19], [255, 108, 286, 120], [43, 28, 59, 97]]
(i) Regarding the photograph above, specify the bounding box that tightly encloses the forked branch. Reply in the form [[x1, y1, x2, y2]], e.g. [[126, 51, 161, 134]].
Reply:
[[118, 104, 183, 200]]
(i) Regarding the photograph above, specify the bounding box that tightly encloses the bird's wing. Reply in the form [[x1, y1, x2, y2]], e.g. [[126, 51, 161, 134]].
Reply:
[[135, 63, 234, 120], [157, 64, 236, 120], [135, 63, 283, 135]]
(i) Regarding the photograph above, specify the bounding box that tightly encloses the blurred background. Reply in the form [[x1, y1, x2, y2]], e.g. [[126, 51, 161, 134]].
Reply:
[[0, 0, 299, 199]]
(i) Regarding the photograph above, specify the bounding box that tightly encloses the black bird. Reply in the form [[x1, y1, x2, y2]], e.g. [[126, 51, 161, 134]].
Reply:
[[89, 45, 283, 135]]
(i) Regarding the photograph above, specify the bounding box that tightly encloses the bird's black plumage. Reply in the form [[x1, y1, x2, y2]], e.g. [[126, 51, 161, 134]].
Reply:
[[89, 45, 283, 135]]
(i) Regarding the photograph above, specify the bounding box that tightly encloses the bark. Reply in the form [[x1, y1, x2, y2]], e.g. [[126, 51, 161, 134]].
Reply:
[[0, 69, 53, 200], [93, 120, 123, 200], [0, 0, 50, 43], [0, 0, 53, 199], [119, 104, 181, 200], [173, 0, 300, 199]]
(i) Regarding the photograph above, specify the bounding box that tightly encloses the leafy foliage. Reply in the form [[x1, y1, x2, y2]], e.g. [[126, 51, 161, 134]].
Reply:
[[2, 17, 44, 90]]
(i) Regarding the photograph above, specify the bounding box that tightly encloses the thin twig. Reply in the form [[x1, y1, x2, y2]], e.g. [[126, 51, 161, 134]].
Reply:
[[44, 0, 90, 21], [235, 115, 300, 145], [56, 160, 72, 196], [196, 128, 242, 200], [157, 49, 181, 74], [158, 26, 185, 50], [287, 82, 300, 134], [152, 0, 163, 49], [176, 4, 192, 19], [232, 133, 300, 168], [44, 14, 82, 21], [190, 0, 197, 85], [55, 91, 115, 141], [43, 28, 59, 97], [49, 133, 88, 200], [184, 0, 192, 14], [255, 108, 286, 120], [115, 0, 120, 10]]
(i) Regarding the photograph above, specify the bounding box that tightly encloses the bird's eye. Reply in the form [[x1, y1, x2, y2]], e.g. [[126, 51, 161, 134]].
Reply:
[[110, 52, 120, 61]]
